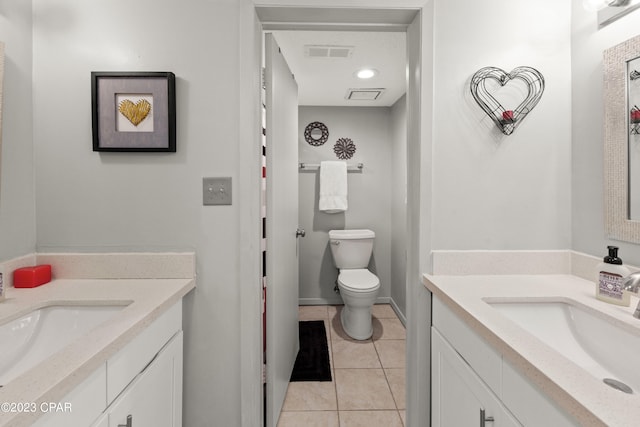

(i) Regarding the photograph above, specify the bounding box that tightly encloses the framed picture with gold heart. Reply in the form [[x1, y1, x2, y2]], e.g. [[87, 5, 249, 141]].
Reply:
[[91, 71, 176, 152]]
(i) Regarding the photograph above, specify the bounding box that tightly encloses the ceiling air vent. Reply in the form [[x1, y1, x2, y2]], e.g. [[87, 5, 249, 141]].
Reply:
[[304, 45, 354, 58], [345, 88, 386, 101]]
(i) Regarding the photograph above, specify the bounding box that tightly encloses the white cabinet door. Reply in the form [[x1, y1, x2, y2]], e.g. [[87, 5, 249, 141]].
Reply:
[[432, 328, 522, 427], [107, 302, 182, 404], [108, 331, 183, 427]]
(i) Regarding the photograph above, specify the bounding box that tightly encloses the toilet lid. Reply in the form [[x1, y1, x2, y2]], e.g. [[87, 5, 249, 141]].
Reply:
[[338, 269, 380, 292]]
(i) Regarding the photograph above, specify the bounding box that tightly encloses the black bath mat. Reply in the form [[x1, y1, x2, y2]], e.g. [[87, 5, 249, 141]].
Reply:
[[290, 320, 332, 382]]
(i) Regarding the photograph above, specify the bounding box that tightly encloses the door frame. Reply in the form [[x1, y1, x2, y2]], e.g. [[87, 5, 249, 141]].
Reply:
[[237, 2, 434, 426]]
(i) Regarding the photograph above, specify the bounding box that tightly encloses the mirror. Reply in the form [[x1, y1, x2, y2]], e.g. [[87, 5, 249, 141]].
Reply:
[[629, 55, 640, 220], [604, 34, 640, 242], [310, 128, 324, 140]]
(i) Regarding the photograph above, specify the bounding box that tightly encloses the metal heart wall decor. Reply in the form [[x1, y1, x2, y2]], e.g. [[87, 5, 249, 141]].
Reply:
[[470, 66, 545, 136]]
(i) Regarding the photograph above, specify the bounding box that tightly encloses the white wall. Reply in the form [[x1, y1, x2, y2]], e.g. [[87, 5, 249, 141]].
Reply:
[[6, 0, 590, 425], [572, 2, 640, 266], [298, 106, 393, 304], [0, 0, 36, 261], [390, 95, 407, 317], [432, 0, 572, 250], [31, 0, 245, 425]]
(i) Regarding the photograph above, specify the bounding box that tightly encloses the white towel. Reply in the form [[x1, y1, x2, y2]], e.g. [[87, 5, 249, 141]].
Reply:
[[319, 161, 348, 213]]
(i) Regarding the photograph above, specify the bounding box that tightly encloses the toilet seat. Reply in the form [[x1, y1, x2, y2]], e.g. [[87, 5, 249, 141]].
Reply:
[[337, 269, 379, 292]]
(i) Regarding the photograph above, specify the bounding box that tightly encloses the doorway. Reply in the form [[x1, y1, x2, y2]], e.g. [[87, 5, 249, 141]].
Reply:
[[266, 28, 408, 426], [238, 5, 431, 427]]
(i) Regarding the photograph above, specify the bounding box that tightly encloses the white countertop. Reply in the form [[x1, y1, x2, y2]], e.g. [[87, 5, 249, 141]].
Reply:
[[423, 273, 640, 427], [0, 278, 195, 426]]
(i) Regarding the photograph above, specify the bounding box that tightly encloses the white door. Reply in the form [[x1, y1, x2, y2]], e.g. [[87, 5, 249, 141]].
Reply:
[[264, 33, 300, 427]]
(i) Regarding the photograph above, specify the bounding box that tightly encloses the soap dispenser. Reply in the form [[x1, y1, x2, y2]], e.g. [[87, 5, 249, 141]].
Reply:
[[596, 246, 631, 306]]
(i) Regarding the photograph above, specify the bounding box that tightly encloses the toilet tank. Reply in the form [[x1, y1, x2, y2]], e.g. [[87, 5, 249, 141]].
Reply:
[[328, 229, 375, 269]]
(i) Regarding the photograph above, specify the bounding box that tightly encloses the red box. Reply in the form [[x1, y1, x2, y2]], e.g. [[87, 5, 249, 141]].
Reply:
[[13, 265, 52, 288]]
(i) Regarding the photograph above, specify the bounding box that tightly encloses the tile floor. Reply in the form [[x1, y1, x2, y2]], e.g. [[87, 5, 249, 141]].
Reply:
[[277, 304, 406, 427]]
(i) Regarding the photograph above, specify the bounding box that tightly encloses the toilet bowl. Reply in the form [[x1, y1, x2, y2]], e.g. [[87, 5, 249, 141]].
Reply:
[[328, 229, 380, 340], [337, 269, 380, 340]]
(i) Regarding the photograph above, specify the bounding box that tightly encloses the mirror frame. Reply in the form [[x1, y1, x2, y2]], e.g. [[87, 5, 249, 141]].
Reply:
[[604, 34, 640, 242], [0, 41, 4, 189]]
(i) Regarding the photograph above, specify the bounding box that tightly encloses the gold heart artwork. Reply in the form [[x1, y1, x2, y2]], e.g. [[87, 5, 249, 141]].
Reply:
[[118, 99, 152, 126]]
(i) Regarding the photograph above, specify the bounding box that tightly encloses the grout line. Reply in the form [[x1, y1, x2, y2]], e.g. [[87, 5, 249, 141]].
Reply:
[[337, 409, 404, 412], [330, 318, 341, 424], [324, 307, 341, 418], [382, 367, 400, 411]]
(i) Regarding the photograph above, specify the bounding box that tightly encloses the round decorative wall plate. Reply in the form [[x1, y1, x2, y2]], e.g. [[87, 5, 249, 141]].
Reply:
[[333, 137, 356, 160], [304, 122, 329, 146]]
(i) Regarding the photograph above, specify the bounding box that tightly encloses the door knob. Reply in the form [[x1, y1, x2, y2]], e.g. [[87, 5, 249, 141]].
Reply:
[[296, 228, 306, 238]]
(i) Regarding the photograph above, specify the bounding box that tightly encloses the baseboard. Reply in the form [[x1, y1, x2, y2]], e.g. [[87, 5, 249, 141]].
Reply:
[[298, 297, 342, 306], [389, 298, 407, 326], [299, 296, 392, 306]]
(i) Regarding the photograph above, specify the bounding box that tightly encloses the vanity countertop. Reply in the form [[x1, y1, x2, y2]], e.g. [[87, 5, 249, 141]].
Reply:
[[423, 273, 640, 427], [0, 277, 195, 426]]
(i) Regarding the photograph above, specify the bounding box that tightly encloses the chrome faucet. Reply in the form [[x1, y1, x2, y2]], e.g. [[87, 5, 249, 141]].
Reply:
[[622, 272, 640, 319]]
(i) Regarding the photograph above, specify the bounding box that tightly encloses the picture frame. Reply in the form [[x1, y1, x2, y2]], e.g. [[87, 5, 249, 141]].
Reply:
[[91, 71, 176, 152]]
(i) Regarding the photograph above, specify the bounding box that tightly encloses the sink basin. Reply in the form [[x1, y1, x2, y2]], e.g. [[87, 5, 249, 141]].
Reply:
[[0, 304, 126, 386], [488, 300, 640, 394]]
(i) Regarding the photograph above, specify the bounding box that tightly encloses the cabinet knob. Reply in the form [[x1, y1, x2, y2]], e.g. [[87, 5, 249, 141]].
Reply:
[[118, 415, 133, 427], [480, 409, 494, 427]]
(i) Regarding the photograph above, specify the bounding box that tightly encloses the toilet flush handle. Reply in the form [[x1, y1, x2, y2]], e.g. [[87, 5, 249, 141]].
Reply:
[[296, 228, 306, 238], [331, 240, 340, 245]]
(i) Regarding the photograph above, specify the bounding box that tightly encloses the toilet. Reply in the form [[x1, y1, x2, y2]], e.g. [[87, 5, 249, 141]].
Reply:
[[328, 229, 380, 340]]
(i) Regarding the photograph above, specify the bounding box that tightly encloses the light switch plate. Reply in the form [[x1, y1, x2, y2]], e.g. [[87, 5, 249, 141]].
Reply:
[[203, 177, 232, 205]]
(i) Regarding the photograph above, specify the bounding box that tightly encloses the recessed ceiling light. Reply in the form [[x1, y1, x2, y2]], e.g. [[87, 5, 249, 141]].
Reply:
[[356, 68, 378, 79]]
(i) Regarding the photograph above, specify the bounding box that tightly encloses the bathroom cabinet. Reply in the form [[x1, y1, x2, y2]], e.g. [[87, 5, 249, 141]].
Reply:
[[432, 296, 578, 427], [432, 328, 521, 426], [92, 331, 183, 427], [33, 302, 183, 427]]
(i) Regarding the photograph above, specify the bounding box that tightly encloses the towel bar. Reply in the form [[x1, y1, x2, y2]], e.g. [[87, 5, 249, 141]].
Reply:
[[298, 162, 363, 171]]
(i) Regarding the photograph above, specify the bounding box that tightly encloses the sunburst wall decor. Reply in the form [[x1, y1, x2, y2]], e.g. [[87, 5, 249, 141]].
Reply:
[[333, 137, 356, 160]]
